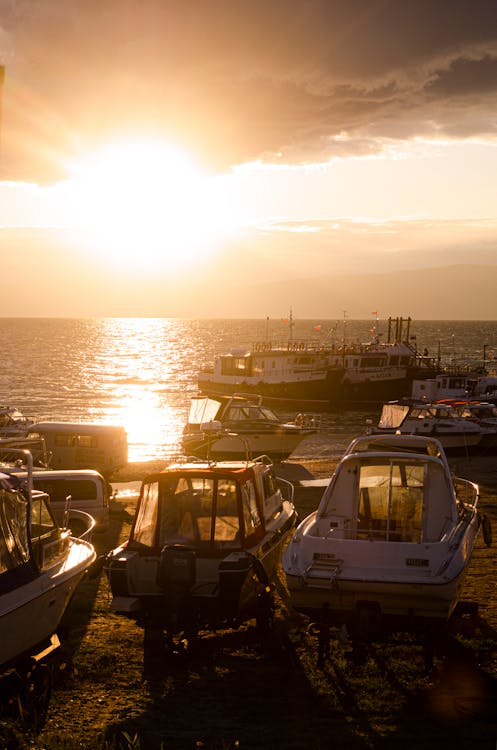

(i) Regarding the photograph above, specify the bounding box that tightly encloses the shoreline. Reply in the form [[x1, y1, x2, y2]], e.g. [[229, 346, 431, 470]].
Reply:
[[112, 452, 497, 487]]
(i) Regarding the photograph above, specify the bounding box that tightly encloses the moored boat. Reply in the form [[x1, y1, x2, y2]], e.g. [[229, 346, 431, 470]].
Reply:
[[283, 434, 487, 646], [0, 406, 36, 437], [371, 400, 483, 451], [197, 316, 436, 409], [181, 393, 317, 461], [105, 456, 297, 659]]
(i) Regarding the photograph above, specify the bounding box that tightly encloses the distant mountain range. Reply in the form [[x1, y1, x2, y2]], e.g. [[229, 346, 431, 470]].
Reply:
[[228, 264, 497, 320]]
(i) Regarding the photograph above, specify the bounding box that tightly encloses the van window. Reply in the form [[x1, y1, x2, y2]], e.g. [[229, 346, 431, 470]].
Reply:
[[33, 478, 99, 503]]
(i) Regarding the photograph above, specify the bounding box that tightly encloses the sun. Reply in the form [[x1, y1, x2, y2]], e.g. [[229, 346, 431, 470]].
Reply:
[[62, 138, 235, 270]]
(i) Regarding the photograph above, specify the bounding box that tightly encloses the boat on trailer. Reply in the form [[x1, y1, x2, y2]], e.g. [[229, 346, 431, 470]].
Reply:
[[106, 456, 297, 661], [0, 450, 96, 718], [283, 434, 488, 646]]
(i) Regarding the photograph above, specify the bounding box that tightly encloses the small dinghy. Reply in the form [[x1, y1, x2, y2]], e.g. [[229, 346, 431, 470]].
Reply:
[[283, 434, 488, 644]]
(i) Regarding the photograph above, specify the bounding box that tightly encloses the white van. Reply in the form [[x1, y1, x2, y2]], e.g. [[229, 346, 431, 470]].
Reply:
[[30, 469, 111, 531], [27, 422, 128, 477]]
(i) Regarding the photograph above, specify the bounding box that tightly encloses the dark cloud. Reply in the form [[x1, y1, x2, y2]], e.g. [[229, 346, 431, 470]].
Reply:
[[1, 0, 497, 180]]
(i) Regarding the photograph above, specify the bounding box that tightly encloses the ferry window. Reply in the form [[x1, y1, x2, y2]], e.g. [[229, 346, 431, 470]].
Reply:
[[241, 480, 261, 536], [132, 481, 159, 548]]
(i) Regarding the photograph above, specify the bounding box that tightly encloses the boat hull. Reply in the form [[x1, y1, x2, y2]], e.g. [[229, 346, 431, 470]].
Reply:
[[0, 539, 96, 670], [108, 506, 296, 633], [182, 430, 312, 462]]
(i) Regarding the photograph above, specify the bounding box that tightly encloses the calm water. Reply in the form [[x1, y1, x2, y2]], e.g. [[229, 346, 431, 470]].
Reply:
[[0, 318, 495, 463]]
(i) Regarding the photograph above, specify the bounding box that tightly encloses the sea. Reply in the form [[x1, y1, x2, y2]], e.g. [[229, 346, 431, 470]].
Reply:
[[0, 318, 495, 464]]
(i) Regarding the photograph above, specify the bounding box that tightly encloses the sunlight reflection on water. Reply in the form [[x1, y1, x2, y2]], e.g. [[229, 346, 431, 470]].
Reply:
[[0, 317, 495, 463]]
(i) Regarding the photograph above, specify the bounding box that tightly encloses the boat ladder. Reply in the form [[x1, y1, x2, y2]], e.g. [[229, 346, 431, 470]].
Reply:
[[302, 555, 343, 587]]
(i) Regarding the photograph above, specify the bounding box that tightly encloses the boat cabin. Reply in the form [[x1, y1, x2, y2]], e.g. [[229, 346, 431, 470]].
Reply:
[[316, 452, 456, 544], [129, 460, 286, 555], [0, 473, 69, 593]]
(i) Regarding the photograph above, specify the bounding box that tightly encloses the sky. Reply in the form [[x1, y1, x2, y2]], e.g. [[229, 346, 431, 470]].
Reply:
[[1, 0, 497, 319]]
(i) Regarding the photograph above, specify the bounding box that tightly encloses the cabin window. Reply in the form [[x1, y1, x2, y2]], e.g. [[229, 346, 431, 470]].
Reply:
[[33, 479, 98, 503], [241, 480, 261, 536], [357, 460, 424, 542], [0, 488, 29, 572], [30, 494, 64, 568], [214, 479, 240, 544], [154, 476, 240, 549], [133, 480, 159, 548], [78, 435, 97, 448], [55, 434, 78, 447], [262, 470, 283, 522]]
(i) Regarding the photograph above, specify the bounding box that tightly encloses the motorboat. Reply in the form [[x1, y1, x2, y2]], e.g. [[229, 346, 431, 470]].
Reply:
[[0, 406, 35, 437], [0, 450, 96, 675], [105, 456, 297, 658], [371, 400, 483, 451], [283, 434, 486, 643], [451, 401, 497, 450], [181, 393, 317, 462]]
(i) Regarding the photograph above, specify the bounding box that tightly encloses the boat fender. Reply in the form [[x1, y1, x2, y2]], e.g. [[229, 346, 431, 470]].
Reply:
[[481, 514, 492, 547]]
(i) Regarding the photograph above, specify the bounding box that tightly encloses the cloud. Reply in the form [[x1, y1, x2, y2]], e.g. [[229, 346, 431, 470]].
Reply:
[[1, 0, 497, 181]]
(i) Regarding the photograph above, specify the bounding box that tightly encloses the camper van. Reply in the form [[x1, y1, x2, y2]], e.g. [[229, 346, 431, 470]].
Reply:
[[27, 422, 128, 476], [31, 469, 111, 531]]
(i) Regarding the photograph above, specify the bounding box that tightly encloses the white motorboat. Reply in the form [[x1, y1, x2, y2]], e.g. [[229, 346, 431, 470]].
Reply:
[[283, 434, 486, 642], [0, 406, 36, 437], [371, 401, 482, 450], [181, 393, 317, 462], [451, 401, 497, 450], [106, 457, 297, 658], [0, 451, 96, 674]]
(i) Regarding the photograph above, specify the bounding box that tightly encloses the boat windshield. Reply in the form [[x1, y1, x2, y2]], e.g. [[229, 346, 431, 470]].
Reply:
[[132, 474, 243, 550], [357, 460, 425, 542], [0, 485, 29, 573], [225, 405, 279, 423]]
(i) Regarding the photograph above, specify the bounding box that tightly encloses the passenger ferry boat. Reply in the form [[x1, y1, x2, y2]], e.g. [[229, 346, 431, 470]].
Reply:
[[197, 316, 436, 409]]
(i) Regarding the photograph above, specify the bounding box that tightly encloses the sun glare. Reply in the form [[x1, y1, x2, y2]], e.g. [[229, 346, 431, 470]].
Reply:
[[62, 139, 235, 270]]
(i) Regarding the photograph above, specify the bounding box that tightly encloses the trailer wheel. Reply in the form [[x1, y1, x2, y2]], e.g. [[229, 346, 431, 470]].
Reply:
[[19, 661, 53, 731], [255, 587, 274, 636]]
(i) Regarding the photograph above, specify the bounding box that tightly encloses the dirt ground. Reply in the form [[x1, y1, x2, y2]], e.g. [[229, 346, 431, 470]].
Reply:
[[3, 455, 497, 749]]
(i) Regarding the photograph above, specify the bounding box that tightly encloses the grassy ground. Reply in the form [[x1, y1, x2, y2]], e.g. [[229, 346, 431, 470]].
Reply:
[[2, 456, 497, 749]]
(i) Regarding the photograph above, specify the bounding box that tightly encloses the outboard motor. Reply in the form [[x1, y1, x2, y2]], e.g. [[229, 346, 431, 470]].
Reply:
[[218, 555, 252, 621], [157, 545, 196, 629]]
